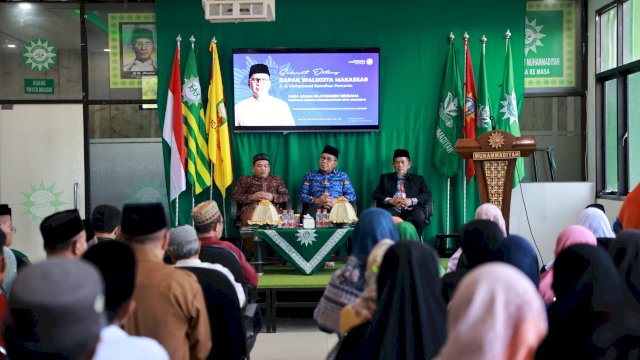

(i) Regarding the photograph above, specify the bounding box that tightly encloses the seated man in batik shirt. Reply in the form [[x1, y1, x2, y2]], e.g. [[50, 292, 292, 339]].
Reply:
[[299, 145, 357, 218], [231, 153, 290, 226]]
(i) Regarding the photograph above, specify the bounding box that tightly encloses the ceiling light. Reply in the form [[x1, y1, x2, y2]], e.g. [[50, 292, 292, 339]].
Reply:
[[7, 44, 16, 48], [19, 3, 32, 10]]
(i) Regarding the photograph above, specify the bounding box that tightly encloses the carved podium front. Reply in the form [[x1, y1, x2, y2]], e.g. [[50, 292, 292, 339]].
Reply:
[[456, 130, 536, 231]]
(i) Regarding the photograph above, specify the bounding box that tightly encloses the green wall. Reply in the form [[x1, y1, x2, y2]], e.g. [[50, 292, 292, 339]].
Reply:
[[156, 0, 526, 243]]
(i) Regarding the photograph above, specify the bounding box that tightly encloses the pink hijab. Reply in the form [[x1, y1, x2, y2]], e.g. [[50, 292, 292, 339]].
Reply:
[[538, 225, 597, 302], [435, 263, 548, 360]]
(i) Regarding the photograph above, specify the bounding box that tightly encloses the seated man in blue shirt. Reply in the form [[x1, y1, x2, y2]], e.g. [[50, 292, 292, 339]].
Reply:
[[299, 145, 357, 218]]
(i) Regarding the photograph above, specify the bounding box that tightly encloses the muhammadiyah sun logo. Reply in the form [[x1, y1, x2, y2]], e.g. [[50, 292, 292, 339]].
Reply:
[[23, 39, 57, 71], [524, 17, 546, 56], [19, 180, 66, 223]]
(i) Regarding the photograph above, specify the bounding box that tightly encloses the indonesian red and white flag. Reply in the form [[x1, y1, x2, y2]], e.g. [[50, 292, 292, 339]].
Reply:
[[162, 44, 187, 201]]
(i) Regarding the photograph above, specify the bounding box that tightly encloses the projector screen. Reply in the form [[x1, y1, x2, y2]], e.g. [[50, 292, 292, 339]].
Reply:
[[232, 48, 380, 132]]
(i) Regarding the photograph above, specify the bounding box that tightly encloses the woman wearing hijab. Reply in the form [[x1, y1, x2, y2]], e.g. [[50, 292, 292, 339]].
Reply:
[[579, 207, 615, 249], [488, 234, 540, 287], [536, 245, 627, 359], [396, 221, 420, 241], [614, 182, 640, 233], [435, 263, 547, 360], [441, 219, 504, 303], [538, 225, 597, 303], [313, 208, 398, 334], [447, 203, 507, 273], [335, 242, 446, 360], [608, 230, 640, 356], [338, 239, 395, 335]]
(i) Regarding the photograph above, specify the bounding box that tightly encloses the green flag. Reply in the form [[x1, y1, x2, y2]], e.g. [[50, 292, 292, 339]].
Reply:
[[182, 42, 212, 195], [496, 36, 525, 187], [433, 40, 462, 178], [476, 38, 492, 136]]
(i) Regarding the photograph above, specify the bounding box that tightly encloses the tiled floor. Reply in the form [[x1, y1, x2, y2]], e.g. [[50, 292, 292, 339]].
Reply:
[[250, 318, 339, 360]]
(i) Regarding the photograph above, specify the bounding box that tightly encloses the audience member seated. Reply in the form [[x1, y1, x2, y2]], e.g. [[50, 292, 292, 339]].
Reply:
[[338, 239, 395, 335], [231, 153, 289, 226], [395, 221, 420, 241], [299, 145, 357, 218], [335, 242, 446, 359], [91, 204, 122, 242], [536, 245, 629, 359], [447, 202, 507, 273], [84, 241, 169, 360], [538, 225, 597, 303], [579, 206, 615, 250], [192, 200, 258, 287], [441, 219, 504, 303], [488, 234, 540, 287], [5, 258, 105, 359], [373, 149, 432, 237], [435, 263, 547, 360], [314, 208, 398, 334], [169, 225, 246, 307], [613, 182, 640, 233], [40, 209, 88, 259], [0, 204, 30, 271], [120, 203, 211, 360], [608, 229, 640, 350]]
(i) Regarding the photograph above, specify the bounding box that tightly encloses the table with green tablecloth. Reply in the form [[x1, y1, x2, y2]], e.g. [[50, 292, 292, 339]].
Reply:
[[254, 228, 354, 275]]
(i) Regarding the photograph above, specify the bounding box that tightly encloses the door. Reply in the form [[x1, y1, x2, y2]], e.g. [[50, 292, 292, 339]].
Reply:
[[0, 104, 85, 261]]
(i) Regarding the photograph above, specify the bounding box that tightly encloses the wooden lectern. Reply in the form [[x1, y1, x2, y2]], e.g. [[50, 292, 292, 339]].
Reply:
[[456, 130, 537, 232]]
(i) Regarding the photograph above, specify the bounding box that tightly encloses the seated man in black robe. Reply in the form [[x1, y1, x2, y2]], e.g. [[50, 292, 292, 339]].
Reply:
[[373, 149, 432, 237]]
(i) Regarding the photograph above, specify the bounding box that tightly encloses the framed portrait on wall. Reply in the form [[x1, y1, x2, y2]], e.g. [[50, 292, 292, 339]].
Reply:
[[108, 13, 157, 89]]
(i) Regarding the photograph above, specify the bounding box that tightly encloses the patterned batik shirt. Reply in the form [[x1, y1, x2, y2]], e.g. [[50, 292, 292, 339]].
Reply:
[[299, 170, 357, 203], [231, 175, 289, 217]]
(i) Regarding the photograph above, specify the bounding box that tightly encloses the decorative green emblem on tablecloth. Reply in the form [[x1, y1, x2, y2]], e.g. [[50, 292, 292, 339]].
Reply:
[[23, 39, 57, 71], [19, 180, 66, 223], [296, 229, 318, 247], [262, 228, 351, 275]]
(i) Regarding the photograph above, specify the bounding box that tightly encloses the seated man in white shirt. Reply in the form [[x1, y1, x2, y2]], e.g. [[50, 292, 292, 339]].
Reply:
[[235, 63, 295, 127], [168, 225, 246, 307], [83, 241, 169, 360]]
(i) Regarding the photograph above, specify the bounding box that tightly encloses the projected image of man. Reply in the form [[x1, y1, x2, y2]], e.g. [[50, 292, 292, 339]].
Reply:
[[235, 64, 295, 127]]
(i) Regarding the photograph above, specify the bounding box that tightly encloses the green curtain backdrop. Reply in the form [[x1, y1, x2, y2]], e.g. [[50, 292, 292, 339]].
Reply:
[[156, 0, 526, 244]]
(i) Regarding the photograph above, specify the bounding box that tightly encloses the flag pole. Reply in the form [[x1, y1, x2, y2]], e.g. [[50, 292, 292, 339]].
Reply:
[[505, 29, 511, 53], [462, 31, 469, 224], [447, 177, 451, 233], [175, 34, 182, 227]]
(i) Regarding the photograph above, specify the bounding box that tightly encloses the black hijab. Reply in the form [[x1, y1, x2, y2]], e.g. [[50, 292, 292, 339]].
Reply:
[[609, 230, 640, 302], [536, 244, 627, 359], [442, 220, 505, 303], [335, 242, 447, 360]]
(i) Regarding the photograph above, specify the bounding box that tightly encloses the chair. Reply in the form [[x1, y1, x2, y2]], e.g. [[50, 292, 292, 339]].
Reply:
[[370, 198, 434, 225], [182, 266, 261, 360], [200, 246, 244, 285]]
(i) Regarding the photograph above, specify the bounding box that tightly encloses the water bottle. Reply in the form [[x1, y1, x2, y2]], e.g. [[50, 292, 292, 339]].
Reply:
[[287, 210, 295, 228], [316, 210, 322, 228], [323, 209, 329, 227]]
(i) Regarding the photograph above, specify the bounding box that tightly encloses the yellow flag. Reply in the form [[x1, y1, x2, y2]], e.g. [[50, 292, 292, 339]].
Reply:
[[206, 39, 233, 198]]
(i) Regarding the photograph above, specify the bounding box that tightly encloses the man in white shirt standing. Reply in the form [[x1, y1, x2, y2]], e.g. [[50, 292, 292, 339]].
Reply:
[[235, 63, 295, 127], [168, 225, 246, 307], [83, 240, 169, 360]]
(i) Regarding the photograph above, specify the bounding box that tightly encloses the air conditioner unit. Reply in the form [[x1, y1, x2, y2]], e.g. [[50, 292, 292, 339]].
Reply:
[[202, 0, 275, 23]]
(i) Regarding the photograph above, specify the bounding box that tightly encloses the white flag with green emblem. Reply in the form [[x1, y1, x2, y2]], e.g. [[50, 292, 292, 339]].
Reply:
[[496, 35, 525, 187]]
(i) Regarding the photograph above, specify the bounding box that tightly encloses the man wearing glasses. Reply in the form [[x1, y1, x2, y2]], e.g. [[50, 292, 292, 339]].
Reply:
[[122, 27, 157, 76], [235, 63, 295, 127], [299, 145, 357, 218]]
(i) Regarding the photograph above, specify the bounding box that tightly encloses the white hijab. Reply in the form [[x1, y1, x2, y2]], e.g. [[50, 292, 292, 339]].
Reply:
[[579, 207, 615, 238]]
